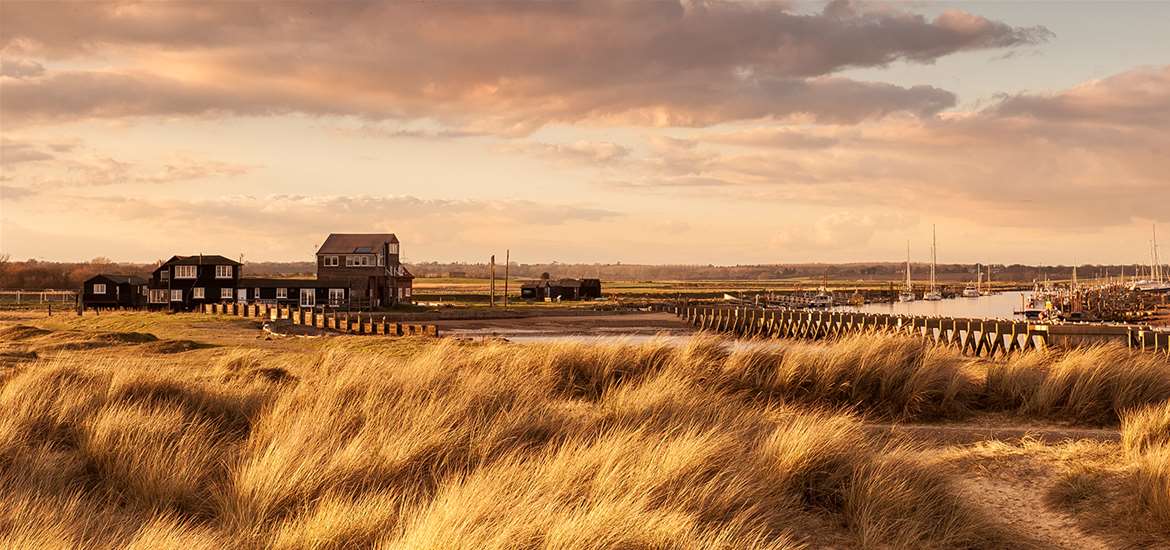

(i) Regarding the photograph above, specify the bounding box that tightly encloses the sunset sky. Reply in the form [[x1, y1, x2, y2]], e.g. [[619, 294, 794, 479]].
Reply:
[[1, 1, 1167, 265]]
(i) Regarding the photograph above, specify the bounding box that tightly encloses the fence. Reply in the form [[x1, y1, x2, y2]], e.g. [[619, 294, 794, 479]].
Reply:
[[0, 290, 78, 305], [201, 303, 438, 337], [655, 303, 1170, 357]]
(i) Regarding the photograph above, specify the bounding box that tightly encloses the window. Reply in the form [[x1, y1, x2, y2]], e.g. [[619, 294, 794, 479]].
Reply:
[[170, 289, 184, 302], [160, 269, 169, 281], [328, 288, 345, 306], [237, 288, 247, 300], [192, 287, 205, 299], [388, 242, 399, 255], [142, 286, 148, 296], [345, 255, 354, 267], [405, 287, 412, 297], [276, 288, 288, 299], [220, 288, 234, 299], [149, 289, 167, 303], [175, 265, 197, 279], [92, 283, 106, 295], [215, 265, 233, 278], [324, 255, 339, 267], [377, 254, 384, 266]]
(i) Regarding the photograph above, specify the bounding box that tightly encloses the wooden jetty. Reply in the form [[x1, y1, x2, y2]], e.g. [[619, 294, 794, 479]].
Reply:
[[202, 303, 438, 337], [655, 303, 1170, 357]]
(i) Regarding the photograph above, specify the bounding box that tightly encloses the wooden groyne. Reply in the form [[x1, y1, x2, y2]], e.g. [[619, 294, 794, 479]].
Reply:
[[202, 303, 438, 337], [655, 303, 1170, 357]]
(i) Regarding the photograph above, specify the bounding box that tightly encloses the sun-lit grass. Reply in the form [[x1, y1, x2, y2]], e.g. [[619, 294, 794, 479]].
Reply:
[[0, 333, 1034, 549]]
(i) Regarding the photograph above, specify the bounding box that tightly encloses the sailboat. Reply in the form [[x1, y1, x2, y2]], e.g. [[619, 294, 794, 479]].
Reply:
[[1132, 224, 1170, 292], [981, 264, 995, 295], [923, 225, 943, 300], [898, 241, 915, 302]]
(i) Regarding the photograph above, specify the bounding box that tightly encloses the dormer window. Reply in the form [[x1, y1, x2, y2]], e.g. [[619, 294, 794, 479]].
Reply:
[[388, 243, 400, 255], [215, 265, 233, 278], [175, 265, 197, 279]]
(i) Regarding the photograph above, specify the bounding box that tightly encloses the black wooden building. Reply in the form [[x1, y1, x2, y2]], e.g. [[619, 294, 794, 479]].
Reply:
[[147, 255, 242, 311], [82, 274, 148, 309], [237, 278, 353, 308], [521, 277, 602, 301]]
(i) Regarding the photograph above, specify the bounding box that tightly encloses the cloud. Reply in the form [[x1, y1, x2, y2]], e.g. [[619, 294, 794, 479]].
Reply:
[[774, 211, 915, 251], [1, 137, 253, 189], [499, 140, 631, 165], [575, 65, 1170, 228], [0, 1, 1047, 130], [0, 57, 44, 78]]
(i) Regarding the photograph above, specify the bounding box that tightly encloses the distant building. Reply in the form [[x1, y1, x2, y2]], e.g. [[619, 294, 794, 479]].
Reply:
[[446, 271, 468, 278], [147, 255, 241, 311], [315, 233, 413, 307], [82, 274, 148, 309], [521, 276, 602, 301]]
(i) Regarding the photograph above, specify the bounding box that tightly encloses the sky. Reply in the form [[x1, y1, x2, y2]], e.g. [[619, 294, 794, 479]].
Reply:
[[1, 0, 1167, 265]]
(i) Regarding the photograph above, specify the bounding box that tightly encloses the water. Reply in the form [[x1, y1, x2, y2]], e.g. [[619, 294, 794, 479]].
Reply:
[[835, 291, 1031, 320]]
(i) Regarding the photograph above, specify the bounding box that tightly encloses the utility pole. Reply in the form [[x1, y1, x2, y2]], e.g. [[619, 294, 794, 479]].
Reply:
[[490, 254, 496, 307], [504, 249, 510, 309]]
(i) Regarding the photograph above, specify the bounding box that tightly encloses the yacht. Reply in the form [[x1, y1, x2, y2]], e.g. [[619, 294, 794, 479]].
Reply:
[[1130, 224, 1170, 292], [961, 284, 980, 298], [898, 241, 916, 302], [922, 225, 943, 301], [808, 291, 834, 308]]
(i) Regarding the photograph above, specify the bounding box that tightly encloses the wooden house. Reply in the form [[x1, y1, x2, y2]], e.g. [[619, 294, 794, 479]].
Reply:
[[147, 255, 242, 310], [82, 274, 148, 309], [315, 234, 413, 307], [237, 278, 352, 308], [520, 277, 602, 301]]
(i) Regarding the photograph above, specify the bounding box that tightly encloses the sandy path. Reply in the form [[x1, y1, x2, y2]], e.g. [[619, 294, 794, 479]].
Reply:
[[956, 476, 1111, 550]]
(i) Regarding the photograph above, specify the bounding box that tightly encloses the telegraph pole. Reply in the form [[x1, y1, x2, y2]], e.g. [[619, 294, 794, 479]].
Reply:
[[490, 255, 496, 307], [504, 249, 510, 309]]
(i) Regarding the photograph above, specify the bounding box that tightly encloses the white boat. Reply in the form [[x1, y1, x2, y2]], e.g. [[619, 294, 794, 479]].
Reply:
[[898, 241, 915, 302], [923, 225, 943, 301], [961, 284, 980, 298], [808, 290, 834, 308]]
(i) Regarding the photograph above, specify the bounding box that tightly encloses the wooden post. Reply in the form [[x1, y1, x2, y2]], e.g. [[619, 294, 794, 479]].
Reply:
[[490, 254, 496, 307], [504, 249, 510, 309]]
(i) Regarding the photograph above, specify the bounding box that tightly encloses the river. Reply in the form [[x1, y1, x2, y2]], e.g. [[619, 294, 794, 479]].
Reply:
[[835, 291, 1032, 320]]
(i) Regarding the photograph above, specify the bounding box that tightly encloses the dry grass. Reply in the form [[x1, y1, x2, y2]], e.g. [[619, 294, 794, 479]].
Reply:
[[1121, 400, 1170, 457], [5, 318, 1170, 548], [0, 335, 1029, 549], [986, 344, 1170, 424]]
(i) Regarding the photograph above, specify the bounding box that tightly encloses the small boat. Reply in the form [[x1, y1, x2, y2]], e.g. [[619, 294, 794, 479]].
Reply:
[[808, 291, 833, 308], [923, 290, 943, 301], [961, 284, 980, 298]]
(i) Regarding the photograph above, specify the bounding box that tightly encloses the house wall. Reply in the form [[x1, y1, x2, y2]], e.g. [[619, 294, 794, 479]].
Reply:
[[149, 262, 240, 310]]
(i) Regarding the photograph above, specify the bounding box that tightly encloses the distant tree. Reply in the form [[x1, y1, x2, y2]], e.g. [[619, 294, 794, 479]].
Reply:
[[90, 256, 113, 264]]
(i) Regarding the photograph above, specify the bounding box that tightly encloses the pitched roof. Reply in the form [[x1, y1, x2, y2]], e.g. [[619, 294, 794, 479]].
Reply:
[[162, 255, 241, 267], [317, 233, 398, 255], [87, 274, 147, 285]]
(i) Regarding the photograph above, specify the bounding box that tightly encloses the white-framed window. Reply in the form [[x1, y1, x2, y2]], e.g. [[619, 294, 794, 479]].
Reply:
[[175, 265, 197, 279], [255, 288, 261, 299], [405, 287, 412, 297], [149, 289, 167, 303], [160, 269, 169, 281], [141, 286, 148, 296], [170, 289, 184, 302], [220, 287, 234, 299], [92, 283, 106, 295], [344, 255, 354, 267], [377, 254, 384, 266], [192, 287, 205, 299], [276, 288, 288, 299], [328, 288, 345, 305], [237, 288, 247, 300], [215, 265, 233, 278], [388, 242, 399, 255], [324, 255, 339, 267]]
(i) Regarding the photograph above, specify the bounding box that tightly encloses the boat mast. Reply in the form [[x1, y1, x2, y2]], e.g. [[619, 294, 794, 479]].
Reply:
[[905, 241, 912, 292], [930, 225, 937, 292]]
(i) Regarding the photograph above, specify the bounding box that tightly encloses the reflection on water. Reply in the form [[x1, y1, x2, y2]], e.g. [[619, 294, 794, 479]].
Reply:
[[836, 291, 1031, 320]]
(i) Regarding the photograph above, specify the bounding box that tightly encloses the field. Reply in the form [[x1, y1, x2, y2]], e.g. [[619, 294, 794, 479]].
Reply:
[[1, 310, 1169, 549]]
